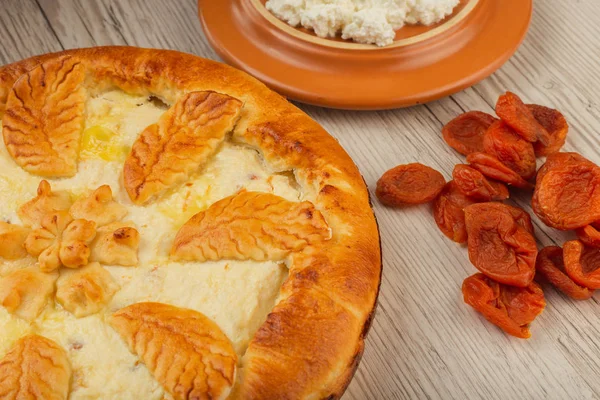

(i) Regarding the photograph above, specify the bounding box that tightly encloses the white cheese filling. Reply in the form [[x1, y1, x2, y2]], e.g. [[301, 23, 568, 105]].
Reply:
[[0, 90, 299, 399], [265, 0, 460, 46]]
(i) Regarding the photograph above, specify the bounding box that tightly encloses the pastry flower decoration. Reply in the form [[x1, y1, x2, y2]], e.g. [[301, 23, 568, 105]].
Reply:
[[25, 211, 96, 272], [0, 180, 140, 320]]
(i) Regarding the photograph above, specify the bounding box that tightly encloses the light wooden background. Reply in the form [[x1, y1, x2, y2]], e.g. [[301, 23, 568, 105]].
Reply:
[[1, 0, 600, 399]]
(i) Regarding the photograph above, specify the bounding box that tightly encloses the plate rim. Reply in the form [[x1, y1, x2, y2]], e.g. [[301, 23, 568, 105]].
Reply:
[[198, 0, 533, 110]]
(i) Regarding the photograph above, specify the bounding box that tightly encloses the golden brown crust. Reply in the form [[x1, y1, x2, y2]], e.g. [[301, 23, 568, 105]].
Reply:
[[238, 286, 363, 399], [55, 262, 119, 318], [0, 222, 30, 260], [171, 191, 330, 262], [18, 180, 72, 228], [0, 334, 71, 400], [69, 185, 127, 226], [90, 222, 139, 266], [0, 47, 382, 398], [110, 302, 237, 400], [2, 56, 86, 177], [0, 267, 57, 321], [123, 91, 242, 204]]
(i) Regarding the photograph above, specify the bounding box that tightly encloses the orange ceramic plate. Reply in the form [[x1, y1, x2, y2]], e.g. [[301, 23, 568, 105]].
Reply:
[[198, 0, 532, 110]]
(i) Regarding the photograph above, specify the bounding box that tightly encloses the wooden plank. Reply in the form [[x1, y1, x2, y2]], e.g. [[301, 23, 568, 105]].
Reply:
[[37, 0, 127, 47], [37, 0, 219, 58], [0, 0, 63, 64], [3, 0, 600, 399]]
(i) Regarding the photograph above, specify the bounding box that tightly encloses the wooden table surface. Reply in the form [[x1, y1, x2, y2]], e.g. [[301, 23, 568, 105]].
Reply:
[[2, 1, 600, 399]]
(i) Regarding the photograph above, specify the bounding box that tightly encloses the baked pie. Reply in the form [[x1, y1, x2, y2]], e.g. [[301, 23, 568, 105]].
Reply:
[[0, 47, 381, 399]]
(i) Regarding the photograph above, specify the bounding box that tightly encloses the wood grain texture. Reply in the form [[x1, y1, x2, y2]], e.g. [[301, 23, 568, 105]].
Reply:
[[2, 0, 600, 398]]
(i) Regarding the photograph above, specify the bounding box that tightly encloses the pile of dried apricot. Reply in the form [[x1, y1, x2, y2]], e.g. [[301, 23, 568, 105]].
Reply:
[[377, 91, 600, 339]]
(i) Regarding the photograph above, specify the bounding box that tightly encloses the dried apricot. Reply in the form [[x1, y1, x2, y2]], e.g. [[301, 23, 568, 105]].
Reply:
[[466, 152, 533, 189], [535, 246, 593, 300], [452, 164, 509, 201], [442, 111, 497, 155], [564, 240, 600, 289], [576, 225, 600, 248], [528, 104, 568, 156], [465, 203, 537, 287], [433, 181, 477, 243], [483, 120, 536, 179], [532, 153, 590, 208], [496, 92, 551, 145], [535, 152, 587, 182], [532, 152, 600, 230], [505, 204, 535, 236], [376, 163, 446, 207], [462, 273, 545, 339]]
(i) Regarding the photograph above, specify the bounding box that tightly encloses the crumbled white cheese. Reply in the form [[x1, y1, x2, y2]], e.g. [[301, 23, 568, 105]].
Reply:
[[342, 8, 398, 46], [405, 0, 460, 25], [265, 0, 460, 47]]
